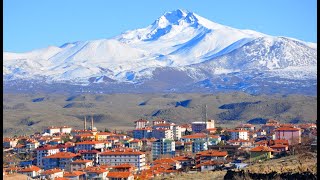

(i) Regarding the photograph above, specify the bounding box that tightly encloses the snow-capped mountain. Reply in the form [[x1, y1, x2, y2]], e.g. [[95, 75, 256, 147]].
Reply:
[[3, 9, 317, 95]]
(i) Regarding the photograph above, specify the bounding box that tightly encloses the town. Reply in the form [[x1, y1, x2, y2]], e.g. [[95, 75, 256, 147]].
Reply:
[[3, 117, 317, 180]]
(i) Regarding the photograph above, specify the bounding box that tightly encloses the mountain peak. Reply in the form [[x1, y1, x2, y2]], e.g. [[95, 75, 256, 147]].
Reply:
[[153, 9, 198, 28]]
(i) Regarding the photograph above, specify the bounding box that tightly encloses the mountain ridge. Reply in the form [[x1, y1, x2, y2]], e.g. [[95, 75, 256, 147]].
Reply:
[[3, 9, 317, 95]]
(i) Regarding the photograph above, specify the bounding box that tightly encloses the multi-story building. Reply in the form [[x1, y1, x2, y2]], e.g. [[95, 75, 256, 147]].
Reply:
[[43, 152, 79, 170], [95, 132, 114, 141], [60, 126, 72, 134], [152, 119, 166, 126], [133, 127, 152, 139], [75, 141, 105, 152], [152, 128, 173, 140], [152, 139, 175, 160], [228, 129, 249, 140], [99, 148, 146, 171], [173, 125, 182, 140], [275, 127, 301, 145], [36, 145, 60, 168], [26, 140, 40, 150], [180, 133, 221, 145], [134, 119, 149, 129], [44, 127, 61, 136], [192, 140, 208, 153], [235, 124, 255, 132], [128, 139, 143, 150], [79, 150, 101, 165], [191, 120, 215, 133]]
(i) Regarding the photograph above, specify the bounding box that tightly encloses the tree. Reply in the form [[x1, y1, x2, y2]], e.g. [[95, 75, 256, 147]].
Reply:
[[104, 128, 111, 132]]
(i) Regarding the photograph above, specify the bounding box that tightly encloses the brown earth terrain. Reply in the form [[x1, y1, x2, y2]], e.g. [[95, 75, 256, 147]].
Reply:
[[3, 92, 317, 136]]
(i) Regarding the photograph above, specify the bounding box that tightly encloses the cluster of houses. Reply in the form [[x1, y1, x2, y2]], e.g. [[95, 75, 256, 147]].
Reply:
[[3, 118, 317, 179]]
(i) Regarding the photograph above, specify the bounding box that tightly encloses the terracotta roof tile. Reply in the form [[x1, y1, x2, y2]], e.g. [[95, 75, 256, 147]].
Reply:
[[107, 172, 132, 178], [250, 146, 274, 152]]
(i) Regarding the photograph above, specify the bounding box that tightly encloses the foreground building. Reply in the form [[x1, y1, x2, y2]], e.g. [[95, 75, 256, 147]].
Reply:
[[152, 139, 175, 160], [99, 148, 146, 171]]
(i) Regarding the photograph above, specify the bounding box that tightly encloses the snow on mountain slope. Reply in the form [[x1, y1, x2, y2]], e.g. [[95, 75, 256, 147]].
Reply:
[[3, 9, 317, 87]]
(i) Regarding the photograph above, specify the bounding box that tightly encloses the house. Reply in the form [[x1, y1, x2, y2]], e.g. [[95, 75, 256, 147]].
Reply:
[[134, 119, 149, 129], [275, 127, 301, 145], [36, 145, 60, 168], [107, 172, 134, 180], [84, 166, 109, 180], [236, 124, 255, 132], [270, 144, 289, 153], [112, 163, 136, 172], [172, 156, 194, 168], [40, 168, 64, 180], [128, 139, 143, 150], [43, 152, 79, 170], [95, 132, 114, 141], [99, 148, 146, 171], [63, 171, 86, 180], [227, 129, 248, 140], [70, 159, 93, 171], [133, 127, 152, 139], [153, 158, 182, 170], [249, 146, 274, 162], [3, 138, 18, 148], [227, 139, 253, 147], [195, 160, 225, 172], [75, 141, 105, 152], [261, 124, 279, 134], [17, 165, 42, 179], [152, 139, 175, 160], [179, 124, 192, 136], [195, 150, 228, 164]]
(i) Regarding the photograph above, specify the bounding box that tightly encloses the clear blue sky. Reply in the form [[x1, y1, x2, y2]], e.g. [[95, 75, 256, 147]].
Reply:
[[4, 0, 317, 53]]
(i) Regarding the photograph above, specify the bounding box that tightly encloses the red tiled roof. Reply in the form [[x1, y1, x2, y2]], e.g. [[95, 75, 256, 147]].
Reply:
[[196, 150, 228, 157], [107, 172, 132, 178], [100, 148, 144, 156], [250, 146, 274, 152], [41, 168, 63, 175], [112, 163, 135, 169], [71, 159, 92, 164], [153, 158, 179, 165], [195, 160, 225, 168], [45, 152, 78, 159], [18, 165, 41, 172], [36, 145, 59, 150], [76, 141, 104, 145], [270, 144, 288, 148], [182, 133, 219, 139], [64, 171, 85, 177], [275, 127, 300, 131]]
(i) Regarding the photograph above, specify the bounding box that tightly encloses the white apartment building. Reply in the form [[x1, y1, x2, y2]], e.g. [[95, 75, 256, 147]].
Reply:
[[36, 145, 60, 168], [228, 130, 248, 140], [191, 120, 215, 133], [99, 148, 146, 171]]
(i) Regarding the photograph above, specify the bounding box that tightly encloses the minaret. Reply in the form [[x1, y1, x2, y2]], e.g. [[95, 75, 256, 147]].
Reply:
[[84, 116, 87, 130], [91, 116, 94, 130]]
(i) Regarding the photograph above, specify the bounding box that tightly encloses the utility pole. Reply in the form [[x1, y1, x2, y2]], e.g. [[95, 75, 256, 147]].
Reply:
[[202, 104, 209, 150]]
